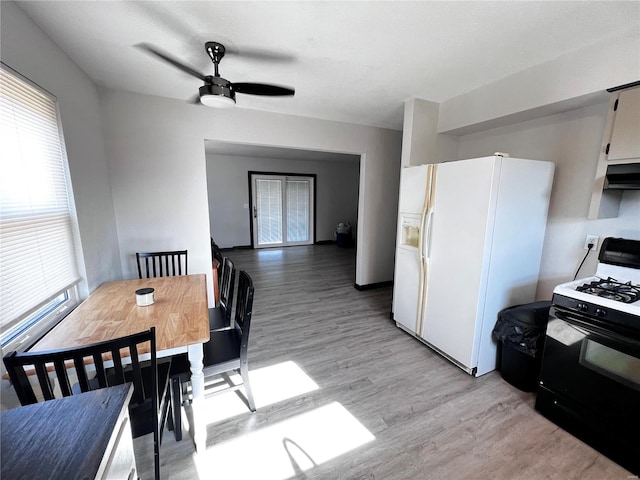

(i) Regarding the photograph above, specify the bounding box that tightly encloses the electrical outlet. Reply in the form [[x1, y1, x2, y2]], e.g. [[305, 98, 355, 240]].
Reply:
[[584, 235, 599, 250]]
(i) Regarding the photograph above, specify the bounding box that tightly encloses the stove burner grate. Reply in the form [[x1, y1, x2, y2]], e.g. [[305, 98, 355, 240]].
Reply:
[[576, 277, 640, 304]]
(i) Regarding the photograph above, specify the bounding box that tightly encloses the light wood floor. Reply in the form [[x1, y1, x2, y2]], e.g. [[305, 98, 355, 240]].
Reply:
[[135, 245, 630, 479]]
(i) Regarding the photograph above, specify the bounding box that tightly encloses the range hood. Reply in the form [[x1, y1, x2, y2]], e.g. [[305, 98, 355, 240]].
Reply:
[[604, 163, 640, 190]]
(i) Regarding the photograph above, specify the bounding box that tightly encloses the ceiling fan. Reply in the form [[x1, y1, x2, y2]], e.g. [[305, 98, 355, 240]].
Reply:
[[138, 41, 295, 107]]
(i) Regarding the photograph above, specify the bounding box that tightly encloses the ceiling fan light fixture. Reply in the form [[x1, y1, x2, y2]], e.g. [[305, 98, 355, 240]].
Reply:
[[200, 93, 236, 108], [199, 81, 236, 108]]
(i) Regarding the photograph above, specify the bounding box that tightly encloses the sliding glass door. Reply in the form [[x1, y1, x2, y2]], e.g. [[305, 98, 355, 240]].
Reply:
[[251, 174, 314, 248]]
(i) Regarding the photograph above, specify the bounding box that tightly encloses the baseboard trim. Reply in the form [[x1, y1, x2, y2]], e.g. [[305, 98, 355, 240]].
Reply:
[[354, 281, 393, 291], [227, 243, 337, 250], [231, 245, 252, 250]]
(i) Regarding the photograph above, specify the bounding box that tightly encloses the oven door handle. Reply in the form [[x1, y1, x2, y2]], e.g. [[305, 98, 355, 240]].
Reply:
[[553, 308, 593, 331], [553, 307, 640, 352]]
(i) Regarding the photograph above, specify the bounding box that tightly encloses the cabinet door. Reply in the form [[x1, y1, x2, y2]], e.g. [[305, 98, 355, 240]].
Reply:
[[608, 87, 640, 161]]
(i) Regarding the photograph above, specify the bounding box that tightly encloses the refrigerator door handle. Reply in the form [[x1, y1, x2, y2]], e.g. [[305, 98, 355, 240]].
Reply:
[[420, 166, 434, 266], [416, 166, 433, 334], [424, 207, 434, 260], [418, 207, 428, 264], [416, 204, 428, 325]]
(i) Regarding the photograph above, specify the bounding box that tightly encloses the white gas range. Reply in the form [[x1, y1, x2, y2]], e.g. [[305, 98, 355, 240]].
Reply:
[[551, 238, 640, 331]]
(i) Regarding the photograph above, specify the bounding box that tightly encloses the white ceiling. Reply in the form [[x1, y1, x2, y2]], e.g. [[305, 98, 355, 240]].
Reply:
[[14, 1, 640, 131]]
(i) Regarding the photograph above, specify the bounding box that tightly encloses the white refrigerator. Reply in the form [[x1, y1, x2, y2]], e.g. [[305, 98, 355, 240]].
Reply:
[[392, 155, 554, 376]]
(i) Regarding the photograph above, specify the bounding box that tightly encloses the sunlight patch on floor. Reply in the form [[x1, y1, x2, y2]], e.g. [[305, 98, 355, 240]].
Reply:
[[200, 361, 319, 425], [257, 249, 284, 259], [194, 402, 375, 480]]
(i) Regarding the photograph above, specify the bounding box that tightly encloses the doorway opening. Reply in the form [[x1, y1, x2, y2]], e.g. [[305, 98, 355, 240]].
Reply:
[[204, 141, 361, 255]]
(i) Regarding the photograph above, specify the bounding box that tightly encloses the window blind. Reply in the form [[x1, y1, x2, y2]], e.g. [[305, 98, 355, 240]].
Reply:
[[0, 65, 80, 330]]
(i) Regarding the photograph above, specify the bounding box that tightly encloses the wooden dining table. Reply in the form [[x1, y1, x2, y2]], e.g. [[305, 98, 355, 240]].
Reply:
[[29, 273, 210, 452]]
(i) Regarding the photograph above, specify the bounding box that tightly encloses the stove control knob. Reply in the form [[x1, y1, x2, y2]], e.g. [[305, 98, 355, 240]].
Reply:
[[576, 303, 588, 312], [595, 308, 607, 317]]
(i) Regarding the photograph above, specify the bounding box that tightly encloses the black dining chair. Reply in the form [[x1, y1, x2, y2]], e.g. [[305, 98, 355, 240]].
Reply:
[[3, 328, 171, 480], [136, 250, 188, 279], [169, 270, 256, 441], [209, 257, 236, 332]]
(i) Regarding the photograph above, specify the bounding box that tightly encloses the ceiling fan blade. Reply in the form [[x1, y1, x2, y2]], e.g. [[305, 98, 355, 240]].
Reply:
[[136, 43, 206, 81], [232, 83, 295, 96]]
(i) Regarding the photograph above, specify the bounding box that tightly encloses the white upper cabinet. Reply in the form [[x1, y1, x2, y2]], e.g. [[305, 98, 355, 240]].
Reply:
[[607, 86, 640, 161], [588, 84, 640, 219]]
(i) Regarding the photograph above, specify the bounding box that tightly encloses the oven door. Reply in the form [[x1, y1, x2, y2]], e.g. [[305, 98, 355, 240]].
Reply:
[[536, 305, 640, 473]]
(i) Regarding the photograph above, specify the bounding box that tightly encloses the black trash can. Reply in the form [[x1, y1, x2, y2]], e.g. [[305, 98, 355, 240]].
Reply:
[[336, 232, 350, 247], [492, 300, 552, 392], [335, 222, 353, 248]]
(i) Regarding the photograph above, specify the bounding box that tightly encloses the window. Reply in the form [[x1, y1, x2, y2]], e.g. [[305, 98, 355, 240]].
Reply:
[[0, 64, 80, 352]]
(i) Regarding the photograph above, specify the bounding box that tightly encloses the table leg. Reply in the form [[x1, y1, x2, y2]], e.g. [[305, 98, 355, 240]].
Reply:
[[188, 343, 206, 452]]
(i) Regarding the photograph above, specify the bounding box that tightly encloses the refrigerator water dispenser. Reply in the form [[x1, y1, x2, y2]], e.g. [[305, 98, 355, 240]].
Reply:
[[400, 216, 421, 248]]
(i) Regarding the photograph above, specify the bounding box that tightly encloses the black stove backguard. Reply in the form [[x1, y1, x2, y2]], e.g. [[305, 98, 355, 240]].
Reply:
[[599, 237, 640, 268]]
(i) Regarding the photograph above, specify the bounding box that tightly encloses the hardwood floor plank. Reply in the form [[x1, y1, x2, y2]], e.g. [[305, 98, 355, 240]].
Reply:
[[135, 245, 630, 479]]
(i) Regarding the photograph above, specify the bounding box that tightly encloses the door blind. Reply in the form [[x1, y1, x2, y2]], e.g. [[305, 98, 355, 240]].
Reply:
[[286, 179, 310, 242], [0, 65, 80, 330], [256, 178, 283, 245]]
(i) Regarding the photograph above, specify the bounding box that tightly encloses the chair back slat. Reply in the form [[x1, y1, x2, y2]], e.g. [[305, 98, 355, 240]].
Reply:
[[128, 344, 145, 404], [136, 250, 188, 279], [73, 357, 91, 393], [54, 360, 72, 396], [93, 353, 108, 388], [34, 363, 54, 400], [112, 348, 125, 383]]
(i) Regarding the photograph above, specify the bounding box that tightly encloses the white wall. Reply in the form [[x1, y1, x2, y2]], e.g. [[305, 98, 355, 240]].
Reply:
[[401, 98, 459, 167], [457, 102, 640, 299], [0, 1, 121, 295], [100, 90, 402, 293], [206, 154, 360, 248]]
